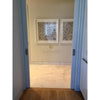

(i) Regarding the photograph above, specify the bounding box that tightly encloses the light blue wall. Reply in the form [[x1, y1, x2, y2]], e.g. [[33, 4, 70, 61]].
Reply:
[[13, 0, 24, 100]]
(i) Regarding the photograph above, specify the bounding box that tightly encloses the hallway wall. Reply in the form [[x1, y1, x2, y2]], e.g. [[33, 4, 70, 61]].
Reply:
[[26, 0, 74, 65]]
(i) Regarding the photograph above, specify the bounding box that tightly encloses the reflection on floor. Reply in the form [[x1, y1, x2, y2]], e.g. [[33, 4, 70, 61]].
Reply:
[[20, 88, 84, 100], [30, 65, 71, 88]]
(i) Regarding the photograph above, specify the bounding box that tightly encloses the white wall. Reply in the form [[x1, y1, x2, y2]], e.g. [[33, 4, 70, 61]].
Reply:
[[26, 0, 74, 64], [13, 0, 24, 100]]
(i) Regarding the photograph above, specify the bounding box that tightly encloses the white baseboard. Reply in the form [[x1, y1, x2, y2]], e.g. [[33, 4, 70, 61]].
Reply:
[[30, 61, 72, 65]]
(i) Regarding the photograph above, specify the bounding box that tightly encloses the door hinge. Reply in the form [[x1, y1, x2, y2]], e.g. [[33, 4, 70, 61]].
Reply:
[[73, 49, 75, 56], [25, 49, 28, 55]]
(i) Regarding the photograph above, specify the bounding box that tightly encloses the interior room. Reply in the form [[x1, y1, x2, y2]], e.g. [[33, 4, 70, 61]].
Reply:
[[26, 0, 74, 89]]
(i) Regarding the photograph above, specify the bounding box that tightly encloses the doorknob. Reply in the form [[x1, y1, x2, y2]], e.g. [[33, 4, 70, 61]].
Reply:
[[73, 49, 75, 56], [25, 49, 28, 55]]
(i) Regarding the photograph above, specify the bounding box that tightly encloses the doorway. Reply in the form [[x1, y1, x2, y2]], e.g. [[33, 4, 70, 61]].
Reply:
[[26, 0, 74, 89]]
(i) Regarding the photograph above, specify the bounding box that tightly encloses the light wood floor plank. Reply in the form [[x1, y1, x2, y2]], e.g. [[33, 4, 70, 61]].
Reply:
[[20, 88, 84, 100]]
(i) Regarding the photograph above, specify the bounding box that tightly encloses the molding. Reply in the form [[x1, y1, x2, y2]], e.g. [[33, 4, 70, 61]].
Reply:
[[30, 61, 72, 65]]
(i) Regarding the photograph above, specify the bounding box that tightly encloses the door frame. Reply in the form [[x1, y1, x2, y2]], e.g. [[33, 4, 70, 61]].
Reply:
[[19, 0, 86, 90], [71, 0, 86, 91], [18, 0, 30, 89]]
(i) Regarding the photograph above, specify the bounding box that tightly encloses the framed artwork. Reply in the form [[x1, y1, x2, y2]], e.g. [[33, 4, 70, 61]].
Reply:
[[60, 19, 74, 43], [36, 19, 58, 43]]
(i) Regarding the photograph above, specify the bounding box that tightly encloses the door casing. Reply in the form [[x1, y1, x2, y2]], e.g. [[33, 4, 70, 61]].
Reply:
[[19, 0, 86, 90], [18, 0, 30, 89], [71, 0, 86, 91]]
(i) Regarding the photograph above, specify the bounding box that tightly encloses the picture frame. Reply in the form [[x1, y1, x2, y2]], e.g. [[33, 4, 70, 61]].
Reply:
[[60, 19, 74, 43], [36, 19, 59, 43]]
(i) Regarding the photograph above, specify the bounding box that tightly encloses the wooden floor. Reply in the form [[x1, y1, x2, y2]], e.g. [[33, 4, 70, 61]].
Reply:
[[20, 88, 84, 100]]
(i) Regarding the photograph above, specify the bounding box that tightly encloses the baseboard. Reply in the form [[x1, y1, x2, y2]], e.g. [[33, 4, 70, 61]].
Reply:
[[30, 61, 72, 65]]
